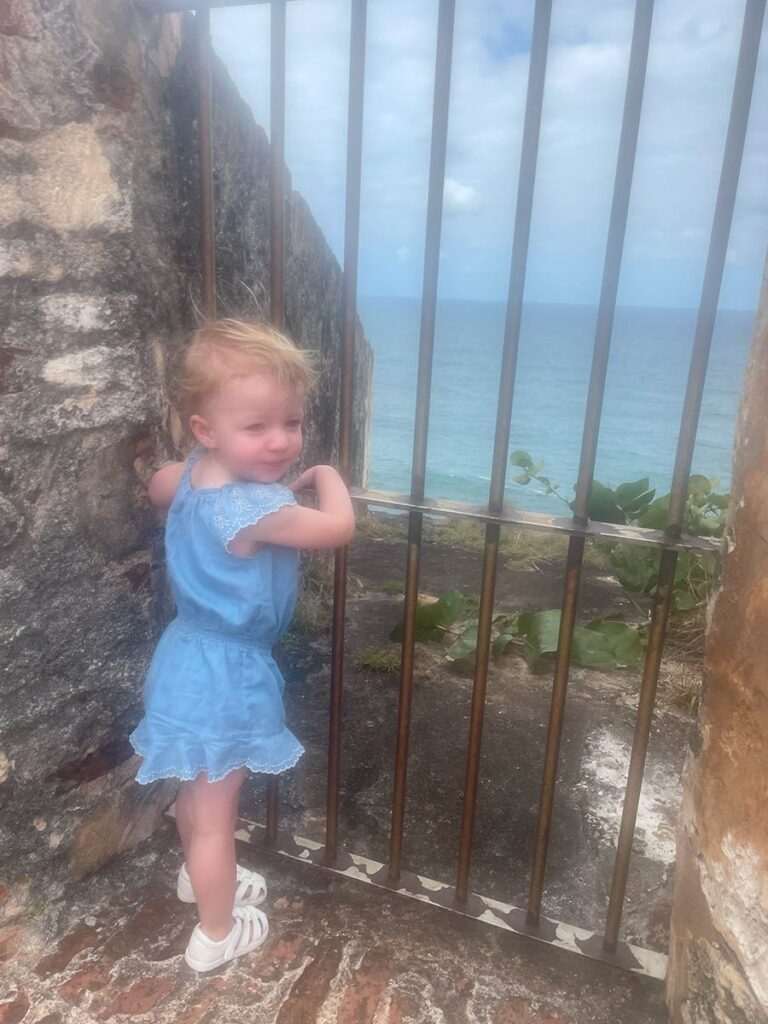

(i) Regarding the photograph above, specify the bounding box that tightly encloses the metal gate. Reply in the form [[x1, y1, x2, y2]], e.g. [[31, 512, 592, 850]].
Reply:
[[139, 0, 766, 981]]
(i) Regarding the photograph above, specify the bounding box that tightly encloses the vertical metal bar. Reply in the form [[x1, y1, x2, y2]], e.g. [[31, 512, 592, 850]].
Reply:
[[603, 0, 766, 952], [270, 0, 287, 328], [571, 0, 655, 524], [195, 7, 216, 317], [325, 0, 368, 865], [455, 0, 552, 905], [526, 533, 585, 921], [388, 0, 456, 883], [265, 0, 287, 844], [527, 0, 655, 927], [603, 548, 676, 950], [665, 0, 766, 534]]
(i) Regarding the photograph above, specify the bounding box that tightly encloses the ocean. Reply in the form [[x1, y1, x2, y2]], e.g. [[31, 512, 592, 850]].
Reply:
[[357, 296, 756, 516]]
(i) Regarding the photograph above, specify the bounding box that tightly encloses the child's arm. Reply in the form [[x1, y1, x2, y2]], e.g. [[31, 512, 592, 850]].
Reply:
[[242, 465, 356, 550], [147, 462, 186, 511]]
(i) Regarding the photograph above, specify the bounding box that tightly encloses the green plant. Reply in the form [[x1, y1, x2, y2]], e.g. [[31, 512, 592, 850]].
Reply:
[[389, 589, 467, 643], [509, 451, 727, 610], [354, 647, 401, 673], [381, 579, 406, 596], [388, 590, 644, 671]]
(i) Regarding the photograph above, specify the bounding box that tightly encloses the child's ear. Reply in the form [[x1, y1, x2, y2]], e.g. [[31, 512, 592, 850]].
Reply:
[[189, 414, 215, 448]]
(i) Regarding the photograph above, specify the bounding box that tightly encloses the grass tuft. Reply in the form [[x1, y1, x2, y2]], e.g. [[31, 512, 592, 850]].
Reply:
[[354, 647, 401, 673]]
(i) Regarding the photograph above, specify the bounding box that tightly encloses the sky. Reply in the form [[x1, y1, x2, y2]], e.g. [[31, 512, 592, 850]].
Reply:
[[210, 0, 768, 311]]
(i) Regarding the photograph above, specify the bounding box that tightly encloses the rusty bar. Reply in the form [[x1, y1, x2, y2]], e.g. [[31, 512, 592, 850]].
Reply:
[[666, 0, 766, 534], [602, 1, 766, 945], [265, 0, 286, 844], [526, 0, 655, 927], [526, 534, 585, 925], [603, 547, 677, 950], [264, 779, 278, 845], [603, 0, 766, 950], [195, 7, 216, 317], [325, 0, 368, 865], [455, 0, 552, 905], [351, 488, 720, 554], [388, 0, 456, 884], [270, 0, 287, 328]]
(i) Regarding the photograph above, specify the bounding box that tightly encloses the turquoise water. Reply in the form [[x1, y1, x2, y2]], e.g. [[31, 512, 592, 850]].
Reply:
[[358, 296, 755, 515]]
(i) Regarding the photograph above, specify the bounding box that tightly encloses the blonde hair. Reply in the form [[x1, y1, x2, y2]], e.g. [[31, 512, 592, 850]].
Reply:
[[178, 318, 319, 441]]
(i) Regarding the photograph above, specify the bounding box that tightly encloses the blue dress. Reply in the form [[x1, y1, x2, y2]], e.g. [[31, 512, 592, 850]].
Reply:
[[129, 443, 304, 785]]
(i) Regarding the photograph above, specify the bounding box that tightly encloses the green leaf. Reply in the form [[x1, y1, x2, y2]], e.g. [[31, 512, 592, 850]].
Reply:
[[585, 481, 626, 525], [610, 544, 659, 593], [514, 473, 532, 485], [493, 614, 519, 633], [389, 620, 444, 643], [672, 589, 698, 611], [517, 609, 562, 669], [584, 618, 643, 666], [509, 450, 534, 470], [637, 494, 670, 530], [492, 631, 518, 656], [614, 478, 656, 517], [687, 474, 712, 498], [437, 589, 466, 626], [445, 624, 479, 661], [572, 627, 616, 668], [414, 600, 450, 631]]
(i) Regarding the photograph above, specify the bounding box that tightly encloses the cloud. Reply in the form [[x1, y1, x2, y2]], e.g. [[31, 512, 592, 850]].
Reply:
[[396, 245, 410, 263], [211, 0, 768, 309], [444, 178, 482, 214]]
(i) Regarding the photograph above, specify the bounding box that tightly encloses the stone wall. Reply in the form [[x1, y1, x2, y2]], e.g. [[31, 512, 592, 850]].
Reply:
[[0, 0, 372, 900], [667, 254, 768, 1022]]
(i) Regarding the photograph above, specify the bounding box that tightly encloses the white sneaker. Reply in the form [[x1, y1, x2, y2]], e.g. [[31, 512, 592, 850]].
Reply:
[[177, 861, 267, 907], [184, 905, 269, 972]]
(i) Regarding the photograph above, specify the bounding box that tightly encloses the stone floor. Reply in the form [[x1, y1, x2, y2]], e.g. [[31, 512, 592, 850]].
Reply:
[[1, 815, 667, 1023]]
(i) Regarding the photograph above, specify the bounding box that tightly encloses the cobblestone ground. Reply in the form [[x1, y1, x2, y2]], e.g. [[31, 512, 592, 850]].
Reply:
[[0, 817, 667, 1024]]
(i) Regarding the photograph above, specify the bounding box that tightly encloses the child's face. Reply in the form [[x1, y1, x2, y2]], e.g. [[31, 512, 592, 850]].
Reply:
[[190, 371, 305, 483]]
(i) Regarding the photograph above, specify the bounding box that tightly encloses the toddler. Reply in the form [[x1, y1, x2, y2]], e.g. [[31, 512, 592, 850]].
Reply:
[[128, 318, 355, 972]]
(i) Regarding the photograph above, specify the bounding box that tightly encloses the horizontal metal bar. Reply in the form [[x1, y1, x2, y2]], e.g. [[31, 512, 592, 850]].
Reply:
[[135, 0, 299, 12], [165, 804, 668, 981], [349, 486, 720, 553]]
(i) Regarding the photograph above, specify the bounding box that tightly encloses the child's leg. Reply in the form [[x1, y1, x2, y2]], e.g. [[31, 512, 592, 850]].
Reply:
[[175, 783, 193, 866], [184, 766, 248, 941]]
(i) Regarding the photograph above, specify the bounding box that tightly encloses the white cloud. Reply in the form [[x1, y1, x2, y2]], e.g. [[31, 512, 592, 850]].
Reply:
[[211, 0, 768, 308], [396, 245, 410, 263], [444, 178, 481, 213]]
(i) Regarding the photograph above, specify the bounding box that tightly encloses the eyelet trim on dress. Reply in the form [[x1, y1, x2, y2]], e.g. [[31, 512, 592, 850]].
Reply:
[[130, 741, 304, 785], [211, 484, 298, 555]]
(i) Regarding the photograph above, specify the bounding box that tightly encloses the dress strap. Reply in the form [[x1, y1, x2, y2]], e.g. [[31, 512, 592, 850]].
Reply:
[[179, 443, 206, 493]]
